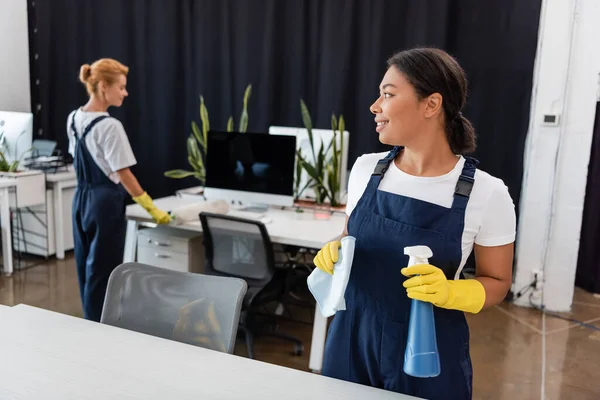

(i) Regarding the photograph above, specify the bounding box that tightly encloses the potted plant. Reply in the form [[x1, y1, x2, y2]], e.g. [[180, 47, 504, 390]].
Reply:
[[164, 84, 252, 195], [295, 99, 345, 219], [0, 128, 45, 208]]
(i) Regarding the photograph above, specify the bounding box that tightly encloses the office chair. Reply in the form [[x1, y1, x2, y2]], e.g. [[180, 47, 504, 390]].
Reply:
[[101, 262, 247, 354], [199, 212, 305, 359]]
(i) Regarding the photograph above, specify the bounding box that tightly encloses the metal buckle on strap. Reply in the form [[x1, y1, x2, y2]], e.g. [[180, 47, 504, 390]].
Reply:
[[455, 175, 474, 197]]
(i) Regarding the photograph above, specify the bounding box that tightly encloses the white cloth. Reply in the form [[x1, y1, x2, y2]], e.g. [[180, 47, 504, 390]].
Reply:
[[66, 109, 137, 184], [169, 200, 230, 224], [345, 152, 516, 278], [307, 236, 356, 317]]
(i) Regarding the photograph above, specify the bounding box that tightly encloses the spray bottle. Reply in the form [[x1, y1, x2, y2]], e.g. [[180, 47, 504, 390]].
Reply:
[[403, 245, 440, 378]]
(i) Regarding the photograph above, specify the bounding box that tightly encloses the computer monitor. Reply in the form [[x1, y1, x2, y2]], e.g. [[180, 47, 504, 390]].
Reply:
[[269, 126, 350, 203], [204, 131, 297, 211], [0, 111, 33, 163]]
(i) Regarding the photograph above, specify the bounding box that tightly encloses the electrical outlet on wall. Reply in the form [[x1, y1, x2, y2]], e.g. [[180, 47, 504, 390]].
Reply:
[[532, 269, 544, 290]]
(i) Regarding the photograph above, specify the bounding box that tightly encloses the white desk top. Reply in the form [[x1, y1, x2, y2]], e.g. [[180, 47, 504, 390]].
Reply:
[[0, 177, 19, 188], [126, 196, 347, 249], [45, 165, 76, 183], [0, 305, 418, 400]]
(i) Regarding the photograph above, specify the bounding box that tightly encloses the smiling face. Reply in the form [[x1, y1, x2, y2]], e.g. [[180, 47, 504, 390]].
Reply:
[[369, 66, 431, 146]]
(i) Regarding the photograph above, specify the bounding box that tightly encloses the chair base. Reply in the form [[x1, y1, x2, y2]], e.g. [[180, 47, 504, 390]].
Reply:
[[239, 308, 305, 359]]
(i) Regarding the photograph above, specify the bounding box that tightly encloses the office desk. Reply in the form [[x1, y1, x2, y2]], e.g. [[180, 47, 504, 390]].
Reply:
[[45, 166, 77, 259], [0, 178, 17, 276], [125, 195, 345, 373], [0, 305, 419, 400]]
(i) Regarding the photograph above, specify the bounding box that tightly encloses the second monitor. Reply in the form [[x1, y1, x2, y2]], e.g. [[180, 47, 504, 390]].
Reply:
[[204, 131, 297, 211]]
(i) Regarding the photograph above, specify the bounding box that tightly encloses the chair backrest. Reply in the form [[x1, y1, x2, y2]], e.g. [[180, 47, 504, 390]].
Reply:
[[101, 262, 247, 354], [198, 212, 275, 297]]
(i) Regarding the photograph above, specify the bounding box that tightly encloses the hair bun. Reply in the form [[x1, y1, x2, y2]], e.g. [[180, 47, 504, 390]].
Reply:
[[79, 64, 92, 83]]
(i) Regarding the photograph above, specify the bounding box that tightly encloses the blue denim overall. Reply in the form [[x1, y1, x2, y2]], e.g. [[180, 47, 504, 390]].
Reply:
[[71, 112, 127, 322], [322, 146, 477, 399]]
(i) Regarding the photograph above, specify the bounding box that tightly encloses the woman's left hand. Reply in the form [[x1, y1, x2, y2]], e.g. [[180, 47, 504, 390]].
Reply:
[[401, 264, 486, 314]]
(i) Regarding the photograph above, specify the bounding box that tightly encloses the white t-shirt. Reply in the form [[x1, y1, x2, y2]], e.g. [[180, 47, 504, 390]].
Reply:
[[67, 109, 137, 184], [345, 152, 516, 277]]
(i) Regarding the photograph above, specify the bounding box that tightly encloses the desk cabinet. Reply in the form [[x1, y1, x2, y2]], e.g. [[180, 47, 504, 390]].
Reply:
[[136, 227, 204, 273], [14, 186, 74, 257]]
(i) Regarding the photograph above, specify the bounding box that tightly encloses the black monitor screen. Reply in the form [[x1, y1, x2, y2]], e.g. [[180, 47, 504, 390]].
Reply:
[[206, 131, 296, 196]]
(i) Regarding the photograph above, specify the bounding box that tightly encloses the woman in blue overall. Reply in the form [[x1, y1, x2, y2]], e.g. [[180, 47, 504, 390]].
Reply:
[[314, 48, 516, 399], [67, 58, 171, 322]]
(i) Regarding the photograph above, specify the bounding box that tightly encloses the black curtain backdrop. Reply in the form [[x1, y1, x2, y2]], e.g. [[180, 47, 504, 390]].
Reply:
[[576, 101, 600, 294], [28, 0, 541, 211]]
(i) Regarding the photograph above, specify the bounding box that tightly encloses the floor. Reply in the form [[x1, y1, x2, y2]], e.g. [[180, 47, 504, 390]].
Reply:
[[1, 254, 599, 400]]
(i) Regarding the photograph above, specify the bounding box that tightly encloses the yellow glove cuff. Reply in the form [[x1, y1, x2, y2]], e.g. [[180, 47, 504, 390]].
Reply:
[[132, 192, 155, 211], [441, 279, 486, 314]]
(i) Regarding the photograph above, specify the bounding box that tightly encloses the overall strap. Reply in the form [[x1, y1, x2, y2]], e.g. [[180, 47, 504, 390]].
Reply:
[[81, 115, 109, 140], [72, 114, 110, 186], [451, 156, 479, 211], [71, 112, 109, 142], [371, 146, 402, 178]]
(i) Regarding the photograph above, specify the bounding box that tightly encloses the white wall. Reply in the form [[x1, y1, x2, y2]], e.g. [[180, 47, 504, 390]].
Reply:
[[0, 0, 31, 112], [514, 0, 600, 311]]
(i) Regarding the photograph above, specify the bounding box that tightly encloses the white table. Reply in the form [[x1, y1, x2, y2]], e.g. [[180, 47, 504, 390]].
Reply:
[[0, 178, 17, 275], [45, 166, 77, 259], [125, 195, 346, 373], [0, 304, 419, 400]]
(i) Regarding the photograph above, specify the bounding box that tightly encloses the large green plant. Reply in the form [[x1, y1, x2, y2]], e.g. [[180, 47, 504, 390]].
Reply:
[[164, 84, 252, 184], [295, 99, 345, 207]]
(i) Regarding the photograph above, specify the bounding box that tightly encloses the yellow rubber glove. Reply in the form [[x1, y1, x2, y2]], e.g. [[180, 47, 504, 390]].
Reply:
[[132, 192, 171, 224], [313, 240, 341, 275], [401, 264, 486, 314], [172, 299, 226, 353]]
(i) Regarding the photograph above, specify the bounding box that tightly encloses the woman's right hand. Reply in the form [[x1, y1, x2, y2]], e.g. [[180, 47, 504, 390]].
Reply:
[[313, 240, 341, 275]]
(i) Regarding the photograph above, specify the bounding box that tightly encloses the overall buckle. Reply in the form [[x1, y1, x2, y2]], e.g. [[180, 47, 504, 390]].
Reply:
[[372, 160, 390, 176], [455, 175, 474, 197]]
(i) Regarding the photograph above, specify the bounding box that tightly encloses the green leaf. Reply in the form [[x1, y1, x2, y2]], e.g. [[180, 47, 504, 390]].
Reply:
[[331, 114, 338, 132], [8, 160, 19, 172], [227, 116, 234, 132], [243, 84, 252, 109], [323, 134, 335, 156], [296, 179, 313, 200], [239, 84, 252, 133], [200, 95, 209, 145], [195, 153, 205, 171], [330, 130, 338, 174], [188, 155, 198, 170], [300, 99, 313, 131], [191, 121, 204, 148], [164, 169, 198, 179], [317, 138, 326, 172], [187, 135, 200, 161], [338, 115, 345, 186], [239, 112, 248, 133], [300, 99, 317, 163], [296, 151, 323, 185]]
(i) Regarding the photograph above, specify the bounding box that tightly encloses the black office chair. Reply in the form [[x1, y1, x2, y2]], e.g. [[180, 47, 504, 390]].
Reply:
[[198, 212, 304, 359]]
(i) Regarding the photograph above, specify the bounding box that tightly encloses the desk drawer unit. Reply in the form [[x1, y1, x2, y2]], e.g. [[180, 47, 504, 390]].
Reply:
[[136, 226, 204, 273]]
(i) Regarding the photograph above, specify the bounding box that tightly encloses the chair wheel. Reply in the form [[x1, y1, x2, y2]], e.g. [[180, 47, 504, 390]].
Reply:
[[294, 344, 304, 356]]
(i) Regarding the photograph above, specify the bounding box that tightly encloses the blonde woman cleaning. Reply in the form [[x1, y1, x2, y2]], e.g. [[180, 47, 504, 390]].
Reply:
[[67, 58, 170, 321]]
